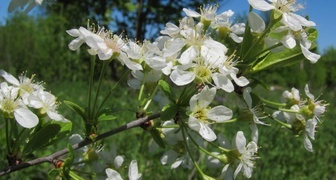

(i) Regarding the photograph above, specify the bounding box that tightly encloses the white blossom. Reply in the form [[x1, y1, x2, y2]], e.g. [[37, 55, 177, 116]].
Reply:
[[188, 86, 232, 141]]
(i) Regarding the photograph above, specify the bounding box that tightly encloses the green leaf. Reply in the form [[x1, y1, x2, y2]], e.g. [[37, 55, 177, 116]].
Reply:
[[249, 27, 318, 73], [250, 46, 305, 73], [160, 104, 177, 121], [158, 80, 176, 103], [239, 26, 264, 64], [43, 121, 72, 148], [98, 114, 116, 121], [64, 100, 88, 120], [48, 169, 60, 178], [23, 123, 62, 154], [69, 170, 86, 180], [23, 121, 72, 155], [150, 128, 165, 148]]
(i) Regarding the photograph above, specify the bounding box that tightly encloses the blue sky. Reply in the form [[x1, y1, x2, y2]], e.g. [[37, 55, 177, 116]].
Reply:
[[0, 0, 335, 53]]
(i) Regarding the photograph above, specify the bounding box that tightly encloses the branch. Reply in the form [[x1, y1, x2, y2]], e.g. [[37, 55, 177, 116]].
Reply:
[[0, 113, 161, 177]]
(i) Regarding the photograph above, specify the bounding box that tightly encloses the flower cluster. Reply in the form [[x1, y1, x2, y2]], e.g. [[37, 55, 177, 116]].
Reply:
[[248, 0, 320, 63], [69, 134, 142, 179], [64, 1, 324, 178], [273, 84, 328, 152], [0, 70, 68, 128]]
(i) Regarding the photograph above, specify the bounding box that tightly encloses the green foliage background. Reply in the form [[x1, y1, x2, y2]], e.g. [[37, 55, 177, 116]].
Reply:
[[0, 9, 336, 180]]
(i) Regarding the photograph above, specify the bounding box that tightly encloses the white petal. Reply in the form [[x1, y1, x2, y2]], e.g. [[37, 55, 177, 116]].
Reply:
[[98, 48, 113, 60], [304, 84, 314, 100], [146, 56, 167, 70], [188, 116, 201, 131], [197, 86, 216, 108], [0, 70, 20, 86], [314, 105, 326, 118], [230, 73, 249, 87], [47, 110, 62, 120], [128, 160, 141, 180], [87, 49, 98, 56], [68, 38, 85, 51], [203, 39, 228, 56], [304, 134, 313, 152], [234, 131, 246, 153], [28, 95, 43, 108], [248, 12, 265, 33], [250, 124, 259, 144], [160, 22, 180, 36], [300, 44, 320, 63], [207, 106, 233, 122], [127, 79, 141, 89], [183, 8, 201, 18], [289, 13, 316, 28], [212, 73, 234, 93], [199, 123, 217, 142], [243, 87, 253, 108], [114, 155, 124, 169], [229, 33, 243, 43], [120, 54, 143, 71], [171, 158, 183, 169], [66, 29, 80, 37], [170, 69, 195, 86], [281, 34, 296, 49], [206, 152, 222, 168], [105, 168, 123, 180], [14, 108, 39, 128], [306, 119, 317, 140], [248, 0, 275, 11], [69, 134, 83, 144], [163, 38, 186, 57], [234, 162, 243, 179], [221, 164, 234, 180], [160, 150, 178, 165], [179, 46, 198, 64]]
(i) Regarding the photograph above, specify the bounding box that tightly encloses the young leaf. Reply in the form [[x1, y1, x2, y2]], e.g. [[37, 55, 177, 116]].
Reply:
[[160, 104, 177, 121], [23, 124, 62, 155], [64, 100, 88, 120], [150, 128, 166, 148], [98, 114, 117, 121], [158, 80, 176, 102], [42, 121, 73, 148]]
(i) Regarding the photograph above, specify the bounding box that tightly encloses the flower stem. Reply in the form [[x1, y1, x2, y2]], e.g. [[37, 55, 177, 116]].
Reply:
[[96, 70, 130, 115], [181, 123, 206, 178], [260, 97, 286, 108], [265, 112, 292, 129], [143, 83, 159, 111], [87, 56, 96, 118], [5, 118, 11, 153], [92, 60, 110, 120]]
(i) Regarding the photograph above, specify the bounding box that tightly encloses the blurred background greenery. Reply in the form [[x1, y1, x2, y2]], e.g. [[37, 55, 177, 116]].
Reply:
[[0, 0, 335, 179]]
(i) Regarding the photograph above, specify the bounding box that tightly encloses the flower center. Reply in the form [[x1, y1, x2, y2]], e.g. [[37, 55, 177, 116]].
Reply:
[[192, 107, 210, 123], [194, 64, 212, 84], [1, 99, 16, 118]]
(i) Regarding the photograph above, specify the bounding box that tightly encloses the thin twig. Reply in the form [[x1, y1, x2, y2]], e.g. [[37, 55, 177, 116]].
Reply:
[[0, 113, 161, 177]]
